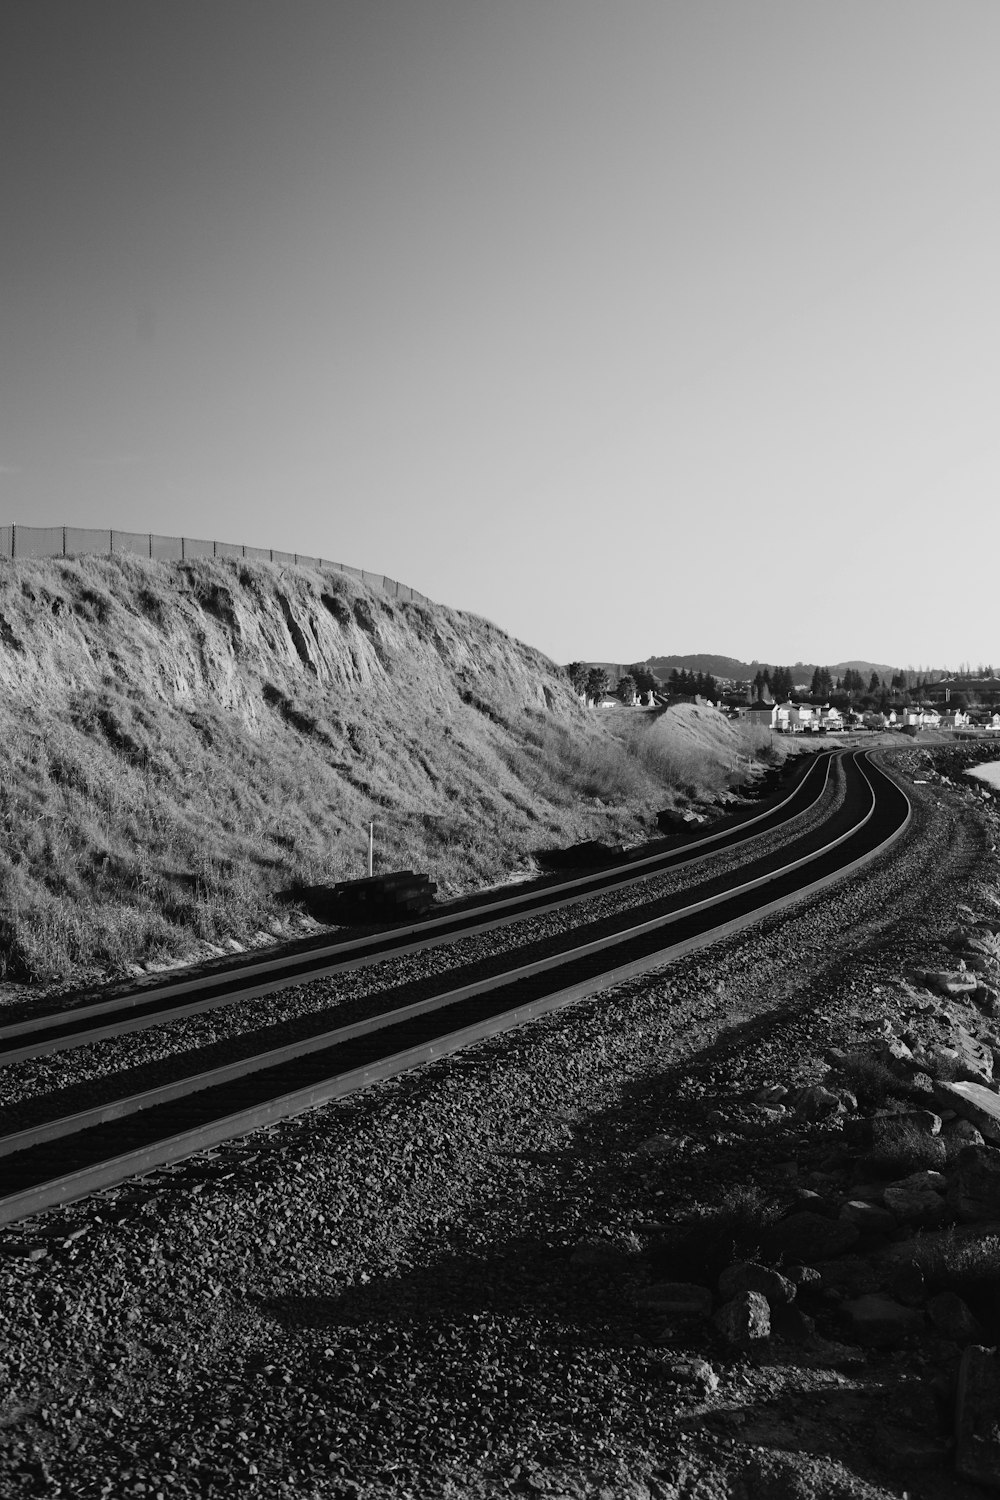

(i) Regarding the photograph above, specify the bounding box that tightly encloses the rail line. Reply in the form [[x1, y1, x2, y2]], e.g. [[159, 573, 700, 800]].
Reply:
[[0, 751, 909, 1226], [0, 751, 835, 1067]]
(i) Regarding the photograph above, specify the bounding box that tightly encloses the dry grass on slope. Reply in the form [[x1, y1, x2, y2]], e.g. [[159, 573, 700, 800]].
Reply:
[[0, 555, 773, 983]]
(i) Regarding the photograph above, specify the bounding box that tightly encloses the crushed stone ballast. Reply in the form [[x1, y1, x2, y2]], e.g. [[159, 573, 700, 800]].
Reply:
[[0, 752, 834, 1068], [0, 751, 909, 1226]]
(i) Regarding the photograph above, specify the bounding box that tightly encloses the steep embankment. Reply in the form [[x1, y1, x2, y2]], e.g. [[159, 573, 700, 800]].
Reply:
[[0, 554, 755, 982]]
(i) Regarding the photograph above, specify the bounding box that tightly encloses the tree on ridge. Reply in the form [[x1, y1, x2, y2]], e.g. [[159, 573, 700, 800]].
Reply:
[[585, 667, 610, 703], [566, 662, 588, 695]]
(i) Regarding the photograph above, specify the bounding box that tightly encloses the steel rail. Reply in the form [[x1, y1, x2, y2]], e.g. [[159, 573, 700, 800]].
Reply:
[[0, 752, 866, 1160], [0, 751, 835, 1065], [0, 752, 910, 1226]]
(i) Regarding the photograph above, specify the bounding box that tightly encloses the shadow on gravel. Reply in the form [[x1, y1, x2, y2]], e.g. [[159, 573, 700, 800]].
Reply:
[[255, 1231, 638, 1338], [708, 1373, 944, 1461]]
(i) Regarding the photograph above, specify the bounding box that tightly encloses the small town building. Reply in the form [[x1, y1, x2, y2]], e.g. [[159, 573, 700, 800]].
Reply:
[[747, 699, 778, 729], [774, 700, 818, 732]]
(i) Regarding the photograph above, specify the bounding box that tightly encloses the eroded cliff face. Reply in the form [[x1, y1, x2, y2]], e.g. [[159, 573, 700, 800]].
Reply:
[[0, 554, 572, 727], [0, 554, 640, 980]]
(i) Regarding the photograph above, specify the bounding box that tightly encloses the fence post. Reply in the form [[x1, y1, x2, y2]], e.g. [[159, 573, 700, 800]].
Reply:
[[181, 537, 186, 560], [62, 526, 67, 556], [148, 534, 153, 558], [10, 525, 14, 559]]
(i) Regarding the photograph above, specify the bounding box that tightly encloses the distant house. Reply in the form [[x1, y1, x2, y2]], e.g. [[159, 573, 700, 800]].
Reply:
[[762, 700, 842, 733], [940, 708, 970, 730], [747, 699, 778, 730], [774, 700, 818, 732], [899, 707, 941, 729]]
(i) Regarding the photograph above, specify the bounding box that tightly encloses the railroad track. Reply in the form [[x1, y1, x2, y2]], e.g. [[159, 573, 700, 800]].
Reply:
[[0, 749, 908, 1226], [0, 749, 833, 1068]]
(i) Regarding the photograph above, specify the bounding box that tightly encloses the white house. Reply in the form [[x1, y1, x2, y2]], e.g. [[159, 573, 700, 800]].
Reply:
[[899, 707, 941, 729], [774, 700, 817, 732]]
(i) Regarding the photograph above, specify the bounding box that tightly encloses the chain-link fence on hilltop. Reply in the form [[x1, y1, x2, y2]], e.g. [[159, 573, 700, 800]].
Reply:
[[0, 525, 432, 605]]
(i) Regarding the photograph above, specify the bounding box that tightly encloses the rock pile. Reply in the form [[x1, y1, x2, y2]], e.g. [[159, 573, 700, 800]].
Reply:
[[605, 902, 1000, 1489]]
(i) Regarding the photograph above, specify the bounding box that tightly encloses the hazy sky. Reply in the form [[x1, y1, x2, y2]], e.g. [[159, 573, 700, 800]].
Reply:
[[3, 2, 998, 670]]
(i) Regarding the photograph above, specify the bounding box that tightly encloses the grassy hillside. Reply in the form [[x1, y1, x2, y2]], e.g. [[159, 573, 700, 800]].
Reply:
[[647, 652, 937, 683], [0, 555, 772, 983]]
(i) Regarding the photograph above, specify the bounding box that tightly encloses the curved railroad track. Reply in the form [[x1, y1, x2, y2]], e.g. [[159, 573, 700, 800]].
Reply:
[[0, 749, 909, 1226], [0, 750, 833, 1067]]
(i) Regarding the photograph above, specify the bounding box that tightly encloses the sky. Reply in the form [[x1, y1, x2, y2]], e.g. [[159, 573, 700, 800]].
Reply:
[[2, 1, 999, 671]]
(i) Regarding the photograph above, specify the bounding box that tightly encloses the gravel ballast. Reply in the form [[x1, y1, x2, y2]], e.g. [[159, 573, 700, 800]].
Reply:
[[0, 759, 845, 1127], [1, 748, 997, 1499]]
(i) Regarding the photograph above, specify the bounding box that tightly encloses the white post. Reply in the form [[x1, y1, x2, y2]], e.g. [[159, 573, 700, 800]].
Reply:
[[368, 822, 374, 878]]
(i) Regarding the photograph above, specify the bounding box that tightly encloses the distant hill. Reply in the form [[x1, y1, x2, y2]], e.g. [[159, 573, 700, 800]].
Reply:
[[645, 654, 940, 684], [645, 654, 750, 681]]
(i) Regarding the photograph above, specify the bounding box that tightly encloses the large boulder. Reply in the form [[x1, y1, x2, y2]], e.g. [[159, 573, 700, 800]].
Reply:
[[933, 1080, 1000, 1144], [883, 1171, 948, 1227], [789, 1084, 844, 1119], [713, 1290, 770, 1349], [652, 1355, 719, 1396], [943, 1117, 986, 1159], [973, 983, 1000, 1019], [918, 969, 981, 999], [924, 1028, 994, 1085]]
